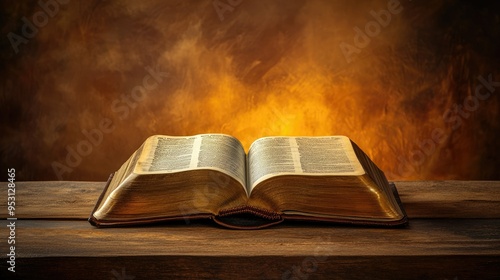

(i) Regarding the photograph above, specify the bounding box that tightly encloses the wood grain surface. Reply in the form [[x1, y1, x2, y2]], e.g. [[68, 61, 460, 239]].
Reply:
[[1, 181, 499, 279], [1, 181, 499, 219]]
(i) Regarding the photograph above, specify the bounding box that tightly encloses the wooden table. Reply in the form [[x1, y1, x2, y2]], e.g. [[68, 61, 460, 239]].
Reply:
[[1, 181, 499, 279]]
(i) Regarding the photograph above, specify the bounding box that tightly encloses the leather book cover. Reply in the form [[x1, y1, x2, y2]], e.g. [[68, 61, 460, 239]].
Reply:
[[89, 174, 408, 229]]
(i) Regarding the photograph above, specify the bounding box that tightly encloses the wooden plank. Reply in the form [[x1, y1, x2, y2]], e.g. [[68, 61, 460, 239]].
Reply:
[[2, 255, 499, 280], [2, 181, 103, 219], [1, 219, 499, 279], [396, 180, 500, 218], [1, 219, 498, 258], [1, 182, 499, 279], [1, 181, 500, 219]]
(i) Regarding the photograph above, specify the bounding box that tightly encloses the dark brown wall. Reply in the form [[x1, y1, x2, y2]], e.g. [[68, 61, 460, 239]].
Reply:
[[1, 0, 499, 181]]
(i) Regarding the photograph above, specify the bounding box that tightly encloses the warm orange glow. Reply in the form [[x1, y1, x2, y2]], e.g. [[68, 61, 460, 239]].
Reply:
[[1, 0, 498, 181]]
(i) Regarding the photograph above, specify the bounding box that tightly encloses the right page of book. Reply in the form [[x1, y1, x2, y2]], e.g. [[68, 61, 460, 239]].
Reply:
[[248, 136, 365, 190]]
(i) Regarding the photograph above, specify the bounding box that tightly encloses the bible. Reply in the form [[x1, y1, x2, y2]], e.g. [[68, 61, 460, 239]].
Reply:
[[89, 134, 408, 229]]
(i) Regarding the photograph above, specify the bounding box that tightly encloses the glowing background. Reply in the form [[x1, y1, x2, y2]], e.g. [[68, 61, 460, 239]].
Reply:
[[1, 0, 499, 181]]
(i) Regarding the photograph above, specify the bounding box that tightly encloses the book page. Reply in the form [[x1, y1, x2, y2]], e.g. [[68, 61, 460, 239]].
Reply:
[[138, 136, 197, 172], [135, 134, 246, 187], [248, 136, 364, 190], [196, 134, 246, 188]]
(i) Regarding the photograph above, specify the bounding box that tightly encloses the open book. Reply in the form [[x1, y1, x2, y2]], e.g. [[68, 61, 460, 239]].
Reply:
[[89, 134, 408, 229]]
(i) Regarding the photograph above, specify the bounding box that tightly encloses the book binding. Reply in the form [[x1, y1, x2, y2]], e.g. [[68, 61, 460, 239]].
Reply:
[[89, 173, 408, 229]]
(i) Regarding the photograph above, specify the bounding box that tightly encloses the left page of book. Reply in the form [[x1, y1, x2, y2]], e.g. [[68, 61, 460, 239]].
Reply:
[[135, 134, 247, 190], [92, 134, 248, 224]]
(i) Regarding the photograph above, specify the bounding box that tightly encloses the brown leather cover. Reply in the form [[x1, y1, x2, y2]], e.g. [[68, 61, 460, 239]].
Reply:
[[88, 173, 213, 227], [212, 183, 408, 229], [281, 183, 408, 227], [89, 174, 408, 229]]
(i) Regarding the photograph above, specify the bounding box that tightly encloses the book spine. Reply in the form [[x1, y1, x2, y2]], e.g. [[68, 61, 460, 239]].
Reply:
[[218, 205, 282, 220]]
